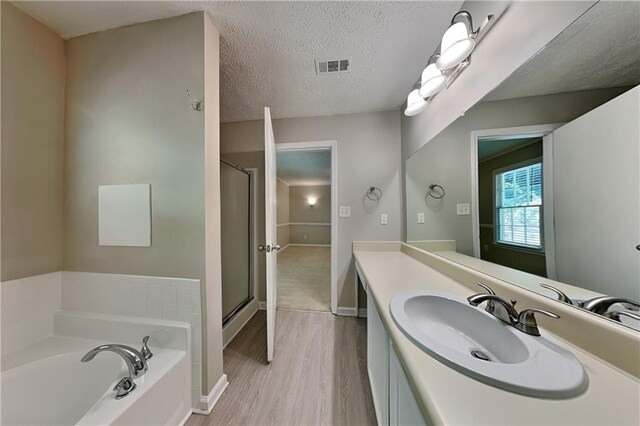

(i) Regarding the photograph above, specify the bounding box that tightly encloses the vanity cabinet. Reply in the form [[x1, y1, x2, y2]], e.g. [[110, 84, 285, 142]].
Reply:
[[366, 290, 427, 426], [389, 344, 426, 426], [367, 290, 389, 425]]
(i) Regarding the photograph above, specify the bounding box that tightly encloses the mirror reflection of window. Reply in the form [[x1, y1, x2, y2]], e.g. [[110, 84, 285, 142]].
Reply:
[[494, 161, 543, 250]]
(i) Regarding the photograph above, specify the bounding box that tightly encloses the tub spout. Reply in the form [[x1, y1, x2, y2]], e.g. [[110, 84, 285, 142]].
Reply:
[[82, 344, 148, 379]]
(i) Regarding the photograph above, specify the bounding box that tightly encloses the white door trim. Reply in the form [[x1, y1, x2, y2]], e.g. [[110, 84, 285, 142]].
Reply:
[[276, 140, 338, 315], [470, 124, 563, 278]]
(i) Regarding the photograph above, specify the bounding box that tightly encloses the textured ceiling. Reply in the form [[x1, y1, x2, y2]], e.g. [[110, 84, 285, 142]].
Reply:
[[277, 150, 331, 186], [13, 0, 464, 123], [485, 1, 640, 102]]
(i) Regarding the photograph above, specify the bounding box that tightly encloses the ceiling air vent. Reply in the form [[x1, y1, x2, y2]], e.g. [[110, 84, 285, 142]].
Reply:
[[315, 58, 350, 75]]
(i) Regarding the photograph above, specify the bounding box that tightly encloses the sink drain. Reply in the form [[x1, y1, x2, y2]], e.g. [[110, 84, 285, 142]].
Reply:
[[470, 350, 492, 362]]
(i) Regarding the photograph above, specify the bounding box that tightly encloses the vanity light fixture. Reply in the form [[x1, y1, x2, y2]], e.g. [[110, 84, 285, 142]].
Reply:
[[419, 56, 446, 98], [404, 88, 428, 117], [404, 11, 496, 117], [307, 197, 317, 207], [437, 12, 477, 70]]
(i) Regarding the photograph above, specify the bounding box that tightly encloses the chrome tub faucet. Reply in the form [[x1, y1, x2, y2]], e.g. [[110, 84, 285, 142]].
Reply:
[[81, 336, 153, 399]]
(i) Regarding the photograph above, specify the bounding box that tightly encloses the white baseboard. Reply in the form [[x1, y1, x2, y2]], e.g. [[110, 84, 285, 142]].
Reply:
[[289, 243, 330, 247], [193, 374, 228, 415], [258, 301, 266, 310], [358, 308, 367, 318], [336, 306, 357, 316], [178, 409, 193, 426]]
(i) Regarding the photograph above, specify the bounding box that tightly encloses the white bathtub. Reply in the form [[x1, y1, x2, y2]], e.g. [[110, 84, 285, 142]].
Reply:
[[1, 313, 192, 426]]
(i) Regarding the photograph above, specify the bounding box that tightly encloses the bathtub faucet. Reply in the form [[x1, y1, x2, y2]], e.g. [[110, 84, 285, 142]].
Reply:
[[81, 337, 151, 399], [81, 340, 150, 379]]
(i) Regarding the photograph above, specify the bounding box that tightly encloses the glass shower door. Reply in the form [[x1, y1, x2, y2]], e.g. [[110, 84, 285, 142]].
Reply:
[[220, 160, 252, 324]]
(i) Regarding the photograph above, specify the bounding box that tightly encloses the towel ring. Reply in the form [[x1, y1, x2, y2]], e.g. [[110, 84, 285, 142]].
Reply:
[[366, 186, 383, 201], [427, 184, 445, 199]]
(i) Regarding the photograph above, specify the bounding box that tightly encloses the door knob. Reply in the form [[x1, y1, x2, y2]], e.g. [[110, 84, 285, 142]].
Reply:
[[274, 245, 281, 251], [258, 244, 267, 252]]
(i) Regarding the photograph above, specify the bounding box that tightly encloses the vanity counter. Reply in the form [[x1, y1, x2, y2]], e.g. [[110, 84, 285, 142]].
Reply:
[[354, 243, 640, 425], [430, 250, 603, 301]]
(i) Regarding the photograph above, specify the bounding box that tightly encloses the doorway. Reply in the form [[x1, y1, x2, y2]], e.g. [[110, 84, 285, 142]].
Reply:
[[275, 141, 337, 313], [471, 124, 561, 279]]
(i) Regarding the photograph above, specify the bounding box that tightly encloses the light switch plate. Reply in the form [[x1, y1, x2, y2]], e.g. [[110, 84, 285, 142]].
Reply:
[[456, 203, 471, 215], [417, 212, 425, 224], [380, 213, 388, 225], [339, 206, 351, 217]]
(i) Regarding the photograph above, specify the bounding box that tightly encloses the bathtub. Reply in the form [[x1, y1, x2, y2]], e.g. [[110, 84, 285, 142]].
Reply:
[[1, 312, 192, 426]]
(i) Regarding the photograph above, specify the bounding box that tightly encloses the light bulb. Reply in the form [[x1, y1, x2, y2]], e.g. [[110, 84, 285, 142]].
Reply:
[[419, 63, 446, 98], [404, 89, 428, 117], [437, 21, 475, 70]]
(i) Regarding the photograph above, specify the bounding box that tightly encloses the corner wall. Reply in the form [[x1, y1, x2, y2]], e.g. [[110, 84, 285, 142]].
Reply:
[[203, 12, 225, 397], [61, 12, 224, 399], [1, 2, 65, 281]]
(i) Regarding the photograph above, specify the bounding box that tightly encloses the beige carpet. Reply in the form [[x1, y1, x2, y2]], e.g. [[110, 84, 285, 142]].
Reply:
[[277, 246, 330, 311]]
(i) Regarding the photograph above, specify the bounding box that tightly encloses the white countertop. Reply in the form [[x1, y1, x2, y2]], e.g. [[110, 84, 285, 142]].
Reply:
[[431, 250, 604, 301], [354, 248, 640, 425]]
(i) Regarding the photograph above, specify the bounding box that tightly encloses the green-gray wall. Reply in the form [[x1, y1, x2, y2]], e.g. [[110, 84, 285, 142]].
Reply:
[[1, 2, 65, 281]]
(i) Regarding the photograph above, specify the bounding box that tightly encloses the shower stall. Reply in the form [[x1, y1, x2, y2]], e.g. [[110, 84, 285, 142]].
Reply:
[[220, 160, 254, 325]]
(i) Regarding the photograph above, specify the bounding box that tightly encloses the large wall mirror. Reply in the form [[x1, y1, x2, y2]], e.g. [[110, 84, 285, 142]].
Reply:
[[404, 1, 640, 331]]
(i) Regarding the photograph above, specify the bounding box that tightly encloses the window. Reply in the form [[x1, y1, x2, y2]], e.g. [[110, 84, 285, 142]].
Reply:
[[494, 161, 543, 249]]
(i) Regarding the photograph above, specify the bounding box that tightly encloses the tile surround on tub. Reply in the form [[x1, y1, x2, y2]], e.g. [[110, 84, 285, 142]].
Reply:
[[60, 271, 203, 408], [1, 272, 62, 355], [2, 271, 205, 409]]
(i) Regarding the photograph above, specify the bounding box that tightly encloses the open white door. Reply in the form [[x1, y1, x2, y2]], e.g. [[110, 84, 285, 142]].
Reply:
[[263, 107, 278, 362]]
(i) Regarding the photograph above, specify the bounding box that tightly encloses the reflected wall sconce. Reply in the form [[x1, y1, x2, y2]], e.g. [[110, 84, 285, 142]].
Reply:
[[404, 11, 496, 117], [307, 197, 317, 207]]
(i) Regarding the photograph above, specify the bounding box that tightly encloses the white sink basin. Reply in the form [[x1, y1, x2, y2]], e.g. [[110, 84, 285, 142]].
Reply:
[[390, 291, 588, 398]]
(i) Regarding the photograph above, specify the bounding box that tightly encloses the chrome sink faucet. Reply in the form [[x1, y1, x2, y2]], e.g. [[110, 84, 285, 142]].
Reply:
[[81, 336, 153, 399], [467, 284, 559, 336]]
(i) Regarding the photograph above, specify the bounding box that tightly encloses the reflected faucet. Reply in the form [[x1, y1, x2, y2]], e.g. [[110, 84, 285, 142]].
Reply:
[[539, 283, 576, 305], [581, 296, 640, 315]]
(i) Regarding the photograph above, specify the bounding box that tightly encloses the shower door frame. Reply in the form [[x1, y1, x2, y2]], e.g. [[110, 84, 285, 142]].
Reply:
[[221, 161, 258, 326]]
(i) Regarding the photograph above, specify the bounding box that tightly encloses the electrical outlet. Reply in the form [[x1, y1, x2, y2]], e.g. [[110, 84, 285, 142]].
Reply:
[[456, 203, 470, 215], [380, 213, 388, 225], [417, 212, 425, 224], [339, 206, 351, 217]]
